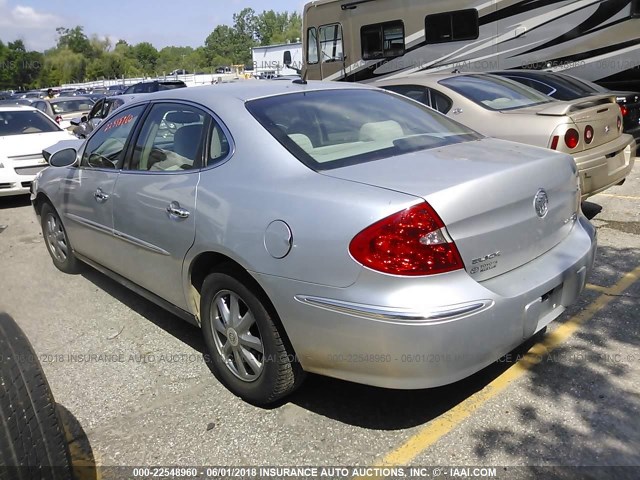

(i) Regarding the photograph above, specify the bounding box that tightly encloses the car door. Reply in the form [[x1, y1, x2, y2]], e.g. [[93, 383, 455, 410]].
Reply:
[[59, 104, 147, 271], [110, 102, 213, 310]]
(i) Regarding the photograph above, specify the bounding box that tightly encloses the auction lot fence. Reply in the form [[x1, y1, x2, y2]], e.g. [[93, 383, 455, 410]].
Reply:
[[60, 73, 249, 90]]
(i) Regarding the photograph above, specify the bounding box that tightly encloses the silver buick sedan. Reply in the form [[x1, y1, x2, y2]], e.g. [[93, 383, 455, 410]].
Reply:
[[31, 81, 596, 405]]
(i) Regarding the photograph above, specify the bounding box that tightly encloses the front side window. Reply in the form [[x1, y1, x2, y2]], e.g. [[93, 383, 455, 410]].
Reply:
[[440, 75, 552, 111], [319, 24, 343, 62], [307, 27, 319, 64], [0, 110, 60, 136], [88, 99, 105, 119], [81, 105, 146, 169], [361, 21, 405, 60], [246, 89, 480, 171], [127, 103, 208, 172], [382, 85, 429, 105], [425, 9, 479, 44]]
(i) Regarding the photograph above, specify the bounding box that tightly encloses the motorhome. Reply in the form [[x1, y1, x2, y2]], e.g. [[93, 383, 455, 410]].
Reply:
[[300, 0, 640, 89]]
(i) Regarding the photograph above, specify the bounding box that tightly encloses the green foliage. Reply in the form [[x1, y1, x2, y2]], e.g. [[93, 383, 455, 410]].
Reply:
[[0, 7, 303, 90]]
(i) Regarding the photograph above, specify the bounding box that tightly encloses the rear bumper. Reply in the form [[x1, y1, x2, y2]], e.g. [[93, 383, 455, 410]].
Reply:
[[574, 134, 636, 199], [254, 215, 597, 390]]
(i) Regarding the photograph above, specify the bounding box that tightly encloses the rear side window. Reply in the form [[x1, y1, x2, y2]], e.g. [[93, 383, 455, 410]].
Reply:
[[430, 89, 453, 114], [361, 21, 405, 60], [425, 9, 479, 43], [128, 103, 207, 172], [307, 27, 319, 64], [246, 89, 480, 171], [319, 24, 344, 62], [441, 75, 552, 111]]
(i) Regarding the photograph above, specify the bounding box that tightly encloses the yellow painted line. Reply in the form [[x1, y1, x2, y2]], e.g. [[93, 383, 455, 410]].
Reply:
[[595, 193, 640, 200], [586, 283, 611, 294], [369, 265, 640, 470]]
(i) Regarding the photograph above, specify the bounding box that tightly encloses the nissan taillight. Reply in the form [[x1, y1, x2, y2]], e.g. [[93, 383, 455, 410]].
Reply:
[[55, 115, 63, 124], [349, 203, 464, 276], [564, 129, 579, 149]]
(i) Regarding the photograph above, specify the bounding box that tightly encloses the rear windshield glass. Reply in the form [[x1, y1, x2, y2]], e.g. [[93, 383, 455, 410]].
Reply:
[[51, 99, 94, 114], [246, 89, 481, 170], [0, 110, 60, 135], [441, 75, 552, 111]]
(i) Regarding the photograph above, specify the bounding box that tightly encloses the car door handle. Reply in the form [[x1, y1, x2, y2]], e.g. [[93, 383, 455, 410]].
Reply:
[[166, 202, 190, 219], [94, 188, 109, 202]]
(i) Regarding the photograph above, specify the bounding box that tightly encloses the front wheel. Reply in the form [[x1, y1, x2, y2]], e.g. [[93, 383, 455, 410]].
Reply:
[[40, 203, 80, 274], [201, 269, 304, 405]]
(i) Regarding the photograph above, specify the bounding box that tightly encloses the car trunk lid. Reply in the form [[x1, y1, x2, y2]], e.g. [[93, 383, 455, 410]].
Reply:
[[324, 138, 581, 281]]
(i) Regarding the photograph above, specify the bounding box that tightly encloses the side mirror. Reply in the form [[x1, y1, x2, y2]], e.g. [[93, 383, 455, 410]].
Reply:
[[49, 148, 78, 167], [70, 117, 82, 126], [283, 51, 292, 67]]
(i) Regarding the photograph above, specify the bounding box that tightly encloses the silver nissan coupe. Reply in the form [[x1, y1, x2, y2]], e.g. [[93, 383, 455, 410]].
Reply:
[[31, 81, 596, 405]]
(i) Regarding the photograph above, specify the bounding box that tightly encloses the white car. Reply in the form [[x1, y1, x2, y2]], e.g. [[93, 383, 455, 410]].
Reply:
[[0, 106, 75, 197]]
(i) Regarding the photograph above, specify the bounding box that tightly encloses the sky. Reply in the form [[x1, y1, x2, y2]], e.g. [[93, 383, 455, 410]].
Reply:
[[0, 0, 305, 52]]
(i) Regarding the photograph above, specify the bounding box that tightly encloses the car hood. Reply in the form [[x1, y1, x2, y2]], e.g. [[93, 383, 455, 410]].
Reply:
[[0, 131, 74, 160]]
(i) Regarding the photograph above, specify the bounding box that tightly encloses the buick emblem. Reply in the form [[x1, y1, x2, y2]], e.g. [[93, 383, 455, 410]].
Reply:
[[534, 189, 549, 218]]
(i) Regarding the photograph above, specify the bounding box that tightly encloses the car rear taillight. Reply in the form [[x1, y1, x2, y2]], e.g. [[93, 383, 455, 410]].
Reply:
[[564, 129, 579, 149], [550, 136, 559, 150], [584, 125, 594, 144], [620, 105, 628, 117], [55, 115, 63, 124], [349, 203, 464, 276]]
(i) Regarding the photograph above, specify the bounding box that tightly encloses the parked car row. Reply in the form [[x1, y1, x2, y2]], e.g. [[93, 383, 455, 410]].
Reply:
[[3, 67, 635, 405]]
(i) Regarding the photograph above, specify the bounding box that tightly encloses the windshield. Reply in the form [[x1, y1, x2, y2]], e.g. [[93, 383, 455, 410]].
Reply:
[[441, 75, 552, 111], [246, 89, 481, 170], [51, 99, 94, 114], [0, 110, 61, 136]]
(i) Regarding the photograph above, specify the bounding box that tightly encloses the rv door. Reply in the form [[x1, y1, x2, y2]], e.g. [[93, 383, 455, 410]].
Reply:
[[318, 23, 346, 80]]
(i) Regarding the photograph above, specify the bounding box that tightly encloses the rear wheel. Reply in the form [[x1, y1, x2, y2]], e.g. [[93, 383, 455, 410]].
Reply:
[[40, 203, 79, 274], [0, 313, 74, 480], [201, 268, 304, 405]]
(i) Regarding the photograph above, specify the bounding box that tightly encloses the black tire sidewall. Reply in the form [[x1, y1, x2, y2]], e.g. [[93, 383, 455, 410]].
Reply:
[[201, 272, 290, 405]]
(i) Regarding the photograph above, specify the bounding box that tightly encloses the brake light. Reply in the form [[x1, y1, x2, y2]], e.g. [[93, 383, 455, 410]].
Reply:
[[55, 115, 63, 124], [349, 203, 464, 276], [550, 136, 559, 150], [564, 129, 579, 149], [620, 105, 628, 116], [584, 125, 594, 144]]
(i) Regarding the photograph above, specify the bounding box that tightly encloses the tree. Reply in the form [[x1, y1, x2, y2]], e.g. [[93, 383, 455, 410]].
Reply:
[[132, 42, 159, 76], [56, 26, 92, 57]]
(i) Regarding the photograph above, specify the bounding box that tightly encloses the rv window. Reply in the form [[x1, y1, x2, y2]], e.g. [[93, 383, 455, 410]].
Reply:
[[425, 9, 479, 44], [361, 21, 405, 60], [307, 27, 319, 64], [632, 0, 640, 17], [319, 24, 344, 62]]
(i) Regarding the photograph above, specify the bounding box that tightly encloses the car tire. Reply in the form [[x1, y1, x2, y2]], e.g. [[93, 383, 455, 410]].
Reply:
[[201, 268, 305, 405], [40, 203, 80, 274], [0, 313, 74, 479]]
